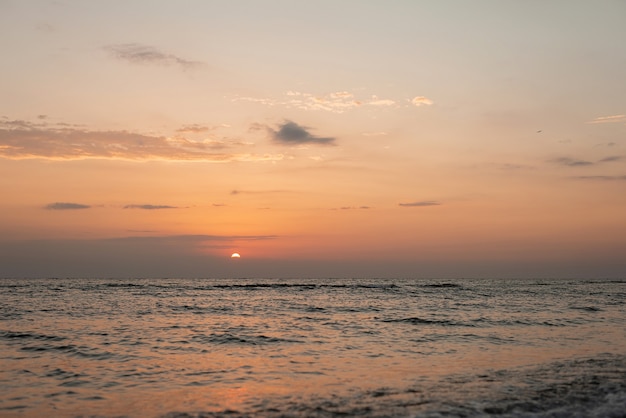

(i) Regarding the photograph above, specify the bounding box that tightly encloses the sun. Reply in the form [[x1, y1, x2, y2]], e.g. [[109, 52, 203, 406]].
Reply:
[[230, 252, 241, 258]]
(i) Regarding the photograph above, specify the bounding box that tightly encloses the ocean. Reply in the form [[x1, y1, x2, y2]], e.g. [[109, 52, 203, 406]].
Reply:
[[1, 278, 624, 417]]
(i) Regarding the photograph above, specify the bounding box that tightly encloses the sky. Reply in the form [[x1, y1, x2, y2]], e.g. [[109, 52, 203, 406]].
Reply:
[[1, 0, 626, 278]]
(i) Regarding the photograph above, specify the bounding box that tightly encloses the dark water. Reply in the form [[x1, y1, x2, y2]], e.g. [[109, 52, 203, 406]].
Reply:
[[1, 278, 625, 417]]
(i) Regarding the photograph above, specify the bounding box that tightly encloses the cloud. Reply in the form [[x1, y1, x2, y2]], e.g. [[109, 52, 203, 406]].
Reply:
[[104, 43, 203, 70], [586, 114, 626, 124], [362, 132, 388, 137], [550, 156, 622, 167], [411, 96, 434, 106], [0, 119, 283, 162], [230, 189, 290, 195], [176, 124, 210, 133], [124, 204, 178, 210], [550, 157, 594, 167], [44, 202, 90, 210], [235, 91, 432, 113], [368, 96, 395, 106], [269, 120, 336, 146], [399, 200, 441, 207], [573, 175, 626, 181], [598, 156, 623, 163], [332, 206, 371, 210]]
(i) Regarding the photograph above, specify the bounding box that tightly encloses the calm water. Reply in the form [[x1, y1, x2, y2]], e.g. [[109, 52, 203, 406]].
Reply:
[[1, 278, 625, 417]]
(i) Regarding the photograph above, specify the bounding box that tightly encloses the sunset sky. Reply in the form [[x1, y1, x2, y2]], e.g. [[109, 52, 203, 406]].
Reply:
[[2, 0, 625, 278]]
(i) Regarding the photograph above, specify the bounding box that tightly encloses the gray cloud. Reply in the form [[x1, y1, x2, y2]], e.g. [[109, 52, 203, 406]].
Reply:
[[551, 156, 624, 167], [0, 119, 283, 162], [399, 201, 441, 207], [598, 156, 623, 163], [269, 121, 336, 146], [0, 234, 278, 278], [124, 204, 178, 210], [551, 157, 594, 167], [104, 43, 203, 70], [573, 175, 626, 181], [45, 202, 91, 210]]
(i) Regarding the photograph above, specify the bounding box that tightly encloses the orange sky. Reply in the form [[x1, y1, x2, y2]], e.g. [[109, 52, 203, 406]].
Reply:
[[1, 1, 625, 278]]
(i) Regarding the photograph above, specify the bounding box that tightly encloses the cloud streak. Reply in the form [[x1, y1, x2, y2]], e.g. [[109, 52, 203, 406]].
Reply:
[[0, 119, 283, 162], [411, 96, 434, 106], [399, 200, 441, 207], [550, 156, 623, 167], [550, 157, 594, 167], [572, 175, 626, 181], [44, 202, 91, 210], [104, 43, 203, 70], [124, 204, 179, 210], [268, 121, 336, 146], [234, 90, 433, 113], [586, 114, 626, 124]]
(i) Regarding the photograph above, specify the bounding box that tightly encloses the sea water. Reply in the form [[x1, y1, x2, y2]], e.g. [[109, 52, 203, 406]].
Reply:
[[1, 278, 624, 417]]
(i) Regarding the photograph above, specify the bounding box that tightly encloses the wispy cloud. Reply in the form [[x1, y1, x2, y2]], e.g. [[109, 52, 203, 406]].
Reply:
[[176, 124, 210, 133], [267, 120, 336, 146], [230, 189, 290, 195], [572, 175, 626, 181], [550, 156, 623, 167], [234, 91, 433, 114], [411, 96, 434, 106], [368, 97, 395, 106], [124, 204, 179, 210], [104, 43, 203, 70], [586, 114, 626, 124], [399, 200, 441, 207], [0, 119, 283, 162], [44, 202, 91, 210], [330, 206, 371, 210], [550, 157, 594, 167], [598, 155, 623, 163]]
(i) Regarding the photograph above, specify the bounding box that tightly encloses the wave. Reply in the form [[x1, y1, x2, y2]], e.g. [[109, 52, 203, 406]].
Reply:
[[380, 316, 584, 328], [0, 330, 66, 342], [381, 317, 473, 327], [190, 332, 303, 346]]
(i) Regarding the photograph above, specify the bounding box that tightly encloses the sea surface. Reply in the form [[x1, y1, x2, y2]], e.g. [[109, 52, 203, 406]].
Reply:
[[1, 278, 625, 417]]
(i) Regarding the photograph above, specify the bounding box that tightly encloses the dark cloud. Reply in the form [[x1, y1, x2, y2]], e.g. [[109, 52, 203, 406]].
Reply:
[[0, 234, 278, 278], [399, 201, 441, 207], [269, 120, 336, 146], [551, 157, 594, 167], [124, 204, 178, 210], [104, 43, 203, 70], [44, 202, 91, 210]]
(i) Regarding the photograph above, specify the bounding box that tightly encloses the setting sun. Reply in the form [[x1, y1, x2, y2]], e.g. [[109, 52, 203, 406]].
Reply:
[[230, 253, 241, 258]]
